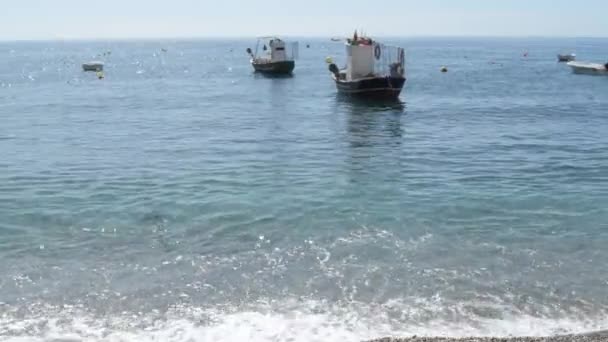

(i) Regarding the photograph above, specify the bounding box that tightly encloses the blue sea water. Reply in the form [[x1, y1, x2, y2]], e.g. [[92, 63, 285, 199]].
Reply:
[[0, 38, 607, 341]]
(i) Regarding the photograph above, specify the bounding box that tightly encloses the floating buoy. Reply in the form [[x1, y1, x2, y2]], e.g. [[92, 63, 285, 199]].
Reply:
[[325, 56, 333, 64], [523, 51, 529, 57], [306, 44, 310, 48], [96, 71, 104, 79], [440, 66, 448, 73]]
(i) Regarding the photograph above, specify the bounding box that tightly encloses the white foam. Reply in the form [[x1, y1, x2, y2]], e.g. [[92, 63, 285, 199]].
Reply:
[[1, 304, 607, 342]]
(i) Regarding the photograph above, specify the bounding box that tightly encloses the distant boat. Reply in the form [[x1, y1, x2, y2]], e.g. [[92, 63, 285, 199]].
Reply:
[[327, 31, 406, 99], [557, 53, 576, 62], [330, 37, 342, 42], [567, 61, 608, 75], [82, 61, 104, 72], [246, 36, 298, 75]]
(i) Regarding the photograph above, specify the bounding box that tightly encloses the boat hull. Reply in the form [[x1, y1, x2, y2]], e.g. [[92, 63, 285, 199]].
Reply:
[[333, 76, 406, 99], [252, 61, 295, 75], [567, 62, 608, 75]]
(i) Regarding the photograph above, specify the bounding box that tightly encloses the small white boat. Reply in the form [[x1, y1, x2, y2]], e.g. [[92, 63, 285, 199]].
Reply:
[[557, 53, 576, 62], [567, 61, 608, 75], [82, 61, 104, 72]]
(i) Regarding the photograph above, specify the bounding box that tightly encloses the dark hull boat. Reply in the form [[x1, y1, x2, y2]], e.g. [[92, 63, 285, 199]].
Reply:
[[332, 75, 406, 99], [82, 61, 104, 72], [252, 60, 295, 75], [247, 37, 298, 76], [328, 32, 407, 100]]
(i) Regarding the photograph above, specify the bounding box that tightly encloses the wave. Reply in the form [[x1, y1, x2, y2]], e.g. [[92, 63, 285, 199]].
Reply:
[[1, 301, 607, 342]]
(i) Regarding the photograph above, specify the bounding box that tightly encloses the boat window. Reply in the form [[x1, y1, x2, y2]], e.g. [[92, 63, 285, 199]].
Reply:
[[275, 47, 285, 51]]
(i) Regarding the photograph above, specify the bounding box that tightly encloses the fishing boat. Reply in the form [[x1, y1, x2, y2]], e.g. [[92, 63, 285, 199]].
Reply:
[[82, 61, 104, 72], [567, 61, 608, 75], [246, 37, 298, 75], [327, 32, 406, 99], [557, 53, 576, 62]]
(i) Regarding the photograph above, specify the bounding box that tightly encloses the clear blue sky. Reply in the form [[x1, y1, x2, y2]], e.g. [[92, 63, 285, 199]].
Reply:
[[2, 0, 608, 40]]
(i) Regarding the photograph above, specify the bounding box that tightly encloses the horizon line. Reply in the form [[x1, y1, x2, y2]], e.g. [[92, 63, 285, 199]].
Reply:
[[1, 34, 608, 43]]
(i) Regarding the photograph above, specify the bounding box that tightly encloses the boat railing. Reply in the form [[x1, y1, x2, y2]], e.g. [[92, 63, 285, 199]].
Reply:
[[373, 44, 406, 77], [253, 39, 299, 61]]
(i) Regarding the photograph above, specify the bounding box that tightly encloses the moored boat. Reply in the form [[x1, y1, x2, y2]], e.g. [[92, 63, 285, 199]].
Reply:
[[327, 32, 406, 99], [246, 37, 298, 75], [567, 61, 608, 75], [82, 61, 104, 72]]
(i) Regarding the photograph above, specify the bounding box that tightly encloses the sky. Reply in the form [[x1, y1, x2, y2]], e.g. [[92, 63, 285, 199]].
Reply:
[[2, 0, 608, 40]]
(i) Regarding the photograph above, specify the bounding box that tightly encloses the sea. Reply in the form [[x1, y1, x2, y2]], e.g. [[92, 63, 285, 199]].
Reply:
[[0, 37, 607, 341]]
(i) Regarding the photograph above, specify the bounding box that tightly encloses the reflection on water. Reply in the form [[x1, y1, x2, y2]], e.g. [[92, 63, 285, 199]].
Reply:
[[338, 95, 407, 146], [253, 72, 295, 79], [268, 76, 295, 111], [337, 95, 408, 185], [336, 93, 407, 114]]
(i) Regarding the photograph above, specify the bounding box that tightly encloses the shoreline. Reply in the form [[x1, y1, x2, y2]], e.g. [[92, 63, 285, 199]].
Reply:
[[368, 331, 608, 342]]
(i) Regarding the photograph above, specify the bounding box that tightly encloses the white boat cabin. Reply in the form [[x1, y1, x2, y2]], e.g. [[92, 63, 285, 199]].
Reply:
[[250, 37, 298, 64], [337, 35, 405, 82]]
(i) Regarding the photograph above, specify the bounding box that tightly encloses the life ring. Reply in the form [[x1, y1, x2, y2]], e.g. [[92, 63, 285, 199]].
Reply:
[[374, 45, 381, 60]]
